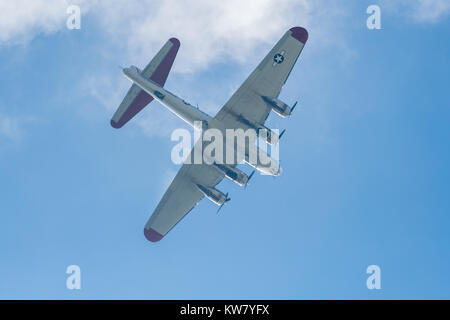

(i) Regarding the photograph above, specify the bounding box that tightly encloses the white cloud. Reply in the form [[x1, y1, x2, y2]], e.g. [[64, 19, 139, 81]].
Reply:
[[0, 0, 94, 45], [12, 0, 450, 140], [93, 0, 313, 73], [0, 109, 38, 145], [410, 0, 450, 22], [0, 0, 354, 140], [2, 0, 448, 61], [383, 0, 450, 23], [90, 0, 359, 73], [0, 0, 447, 145], [79, 0, 347, 136], [0, 0, 343, 70]]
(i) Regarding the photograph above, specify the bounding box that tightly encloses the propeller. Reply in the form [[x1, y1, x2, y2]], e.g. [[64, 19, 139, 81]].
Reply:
[[279, 129, 286, 140], [291, 101, 298, 113], [245, 170, 256, 189], [217, 193, 231, 214]]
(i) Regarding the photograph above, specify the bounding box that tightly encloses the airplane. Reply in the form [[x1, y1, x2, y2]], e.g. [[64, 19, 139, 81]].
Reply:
[[110, 27, 308, 242]]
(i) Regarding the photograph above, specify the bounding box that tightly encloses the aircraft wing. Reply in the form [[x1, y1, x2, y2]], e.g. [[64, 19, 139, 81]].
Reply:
[[143, 138, 225, 242], [214, 27, 308, 128]]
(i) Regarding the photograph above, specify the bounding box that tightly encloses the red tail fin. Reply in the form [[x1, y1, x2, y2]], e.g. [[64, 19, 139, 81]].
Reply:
[[111, 38, 180, 128]]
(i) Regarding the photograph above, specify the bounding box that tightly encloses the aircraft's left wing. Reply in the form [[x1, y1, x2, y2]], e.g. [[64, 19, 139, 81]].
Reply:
[[143, 139, 225, 242], [214, 27, 308, 128]]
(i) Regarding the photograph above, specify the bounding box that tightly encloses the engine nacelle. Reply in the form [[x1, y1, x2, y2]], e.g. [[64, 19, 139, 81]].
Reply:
[[213, 163, 249, 186], [244, 145, 282, 176], [246, 160, 282, 177], [235, 114, 279, 145], [262, 96, 292, 118], [196, 184, 230, 206]]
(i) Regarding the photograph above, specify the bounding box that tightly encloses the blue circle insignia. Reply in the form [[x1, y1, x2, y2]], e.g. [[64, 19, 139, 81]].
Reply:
[[273, 53, 284, 64]]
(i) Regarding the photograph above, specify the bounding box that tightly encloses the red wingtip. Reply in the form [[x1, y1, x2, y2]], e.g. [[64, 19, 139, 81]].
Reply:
[[110, 119, 122, 129], [289, 27, 308, 44], [169, 37, 180, 47], [144, 228, 164, 242]]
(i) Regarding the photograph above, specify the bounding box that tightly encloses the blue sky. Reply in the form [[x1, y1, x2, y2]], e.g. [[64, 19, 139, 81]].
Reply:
[[0, 1, 449, 299]]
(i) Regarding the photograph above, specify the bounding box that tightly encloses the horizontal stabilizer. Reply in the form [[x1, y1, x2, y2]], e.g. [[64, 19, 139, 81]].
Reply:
[[111, 38, 180, 128]]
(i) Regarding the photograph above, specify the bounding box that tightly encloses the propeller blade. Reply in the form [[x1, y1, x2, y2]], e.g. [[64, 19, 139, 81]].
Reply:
[[217, 193, 230, 214], [279, 129, 286, 139], [217, 203, 225, 214], [248, 170, 256, 181], [291, 101, 298, 113], [245, 170, 256, 189]]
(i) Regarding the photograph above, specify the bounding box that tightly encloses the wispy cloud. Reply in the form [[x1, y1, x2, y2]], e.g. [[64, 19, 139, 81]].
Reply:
[[2, 0, 448, 58], [410, 0, 450, 22], [0, 114, 24, 143], [0, 0, 345, 70], [92, 0, 314, 73], [69, 0, 334, 137], [81, 0, 350, 136], [0, 0, 94, 45], [4, 0, 447, 139], [383, 0, 450, 23]]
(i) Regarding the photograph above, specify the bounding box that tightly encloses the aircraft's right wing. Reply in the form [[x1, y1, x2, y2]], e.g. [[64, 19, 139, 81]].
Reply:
[[143, 138, 225, 242]]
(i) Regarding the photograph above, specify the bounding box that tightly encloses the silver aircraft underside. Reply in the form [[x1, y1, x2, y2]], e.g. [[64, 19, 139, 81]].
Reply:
[[110, 27, 309, 242]]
